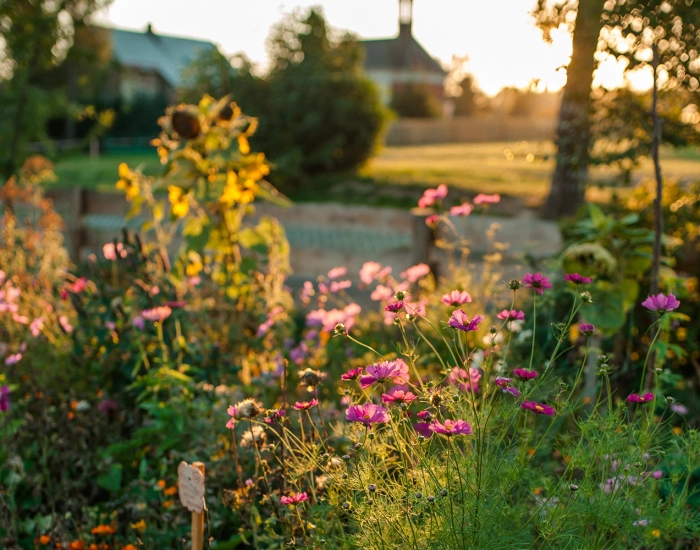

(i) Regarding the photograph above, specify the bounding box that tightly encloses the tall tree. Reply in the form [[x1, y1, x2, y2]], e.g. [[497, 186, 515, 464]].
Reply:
[[0, 0, 111, 180], [535, 0, 700, 218]]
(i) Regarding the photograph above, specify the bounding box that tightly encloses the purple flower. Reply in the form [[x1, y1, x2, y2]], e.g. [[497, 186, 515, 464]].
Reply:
[[280, 492, 309, 505], [449, 203, 474, 217], [497, 309, 525, 322], [563, 273, 593, 285], [346, 403, 390, 426], [523, 273, 552, 295], [494, 377, 520, 397], [651, 470, 663, 479], [418, 184, 448, 208], [521, 401, 555, 416], [98, 399, 119, 417], [670, 403, 688, 415], [579, 323, 596, 336], [382, 387, 417, 405], [641, 293, 680, 313], [513, 368, 538, 381], [429, 419, 472, 436], [132, 316, 145, 330], [414, 422, 433, 438], [417, 410, 432, 421], [448, 309, 484, 332], [341, 367, 364, 381], [4, 353, 22, 365], [441, 290, 472, 306], [627, 393, 654, 404], [294, 399, 318, 411], [0, 386, 10, 413], [264, 409, 286, 424], [385, 301, 404, 312]]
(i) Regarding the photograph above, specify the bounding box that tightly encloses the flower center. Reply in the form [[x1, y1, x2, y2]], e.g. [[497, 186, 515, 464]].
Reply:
[[535, 405, 544, 412], [364, 414, 370, 419]]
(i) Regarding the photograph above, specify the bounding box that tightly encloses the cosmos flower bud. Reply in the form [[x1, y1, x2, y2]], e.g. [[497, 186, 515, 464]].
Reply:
[[395, 290, 408, 301], [569, 484, 579, 492], [580, 291, 593, 303], [368, 484, 377, 492], [334, 322, 347, 336], [508, 279, 522, 291]]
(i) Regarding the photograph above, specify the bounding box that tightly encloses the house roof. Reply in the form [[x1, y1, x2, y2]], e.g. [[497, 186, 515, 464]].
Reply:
[[109, 27, 216, 87], [361, 34, 446, 75]]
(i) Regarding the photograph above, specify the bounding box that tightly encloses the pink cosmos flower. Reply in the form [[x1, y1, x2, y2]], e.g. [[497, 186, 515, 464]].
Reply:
[[521, 401, 555, 416], [346, 403, 390, 426], [401, 263, 431, 283], [141, 306, 172, 322], [414, 422, 433, 438], [226, 405, 239, 429], [103, 242, 126, 261], [441, 290, 472, 306], [360, 360, 406, 388], [330, 280, 352, 293], [641, 293, 680, 313], [12, 314, 28, 325], [564, 273, 593, 285], [385, 301, 404, 312], [418, 184, 448, 208], [360, 262, 391, 285], [579, 323, 596, 336], [450, 203, 474, 217], [495, 377, 520, 397], [497, 309, 525, 322], [448, 309, 484, 332], [429, 418, 472, 436], [473, 193, 500, 205], [59, 315, 73, 333], [67, 278, 88, 294], [513, 368, 538, 381], [425, 214, 439, 227], [280, 492, 309, 506], [627, 393, 654, 404], [5, 353, 22, 365], [0, 386, 10, 413], [327, 266, 347, 279], [651, 470, 663, 479], [448, 366, 481, 392], [294, 399, 319, 411], [341, 367, 364, 381], [523, 273, 552, 295], [132, 316, 145, 330], [382, 387, 418, 405], [370, 285, 394, 301]]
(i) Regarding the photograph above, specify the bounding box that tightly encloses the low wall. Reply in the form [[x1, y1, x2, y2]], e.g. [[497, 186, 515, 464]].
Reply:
[[385, 116, 557, 146]]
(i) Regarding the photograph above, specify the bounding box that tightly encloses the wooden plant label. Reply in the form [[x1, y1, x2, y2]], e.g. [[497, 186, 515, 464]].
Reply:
[[177, 461, 205, 513]]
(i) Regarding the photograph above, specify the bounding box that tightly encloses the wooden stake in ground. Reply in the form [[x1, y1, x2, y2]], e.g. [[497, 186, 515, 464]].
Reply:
[[178, 461, 206, 550]]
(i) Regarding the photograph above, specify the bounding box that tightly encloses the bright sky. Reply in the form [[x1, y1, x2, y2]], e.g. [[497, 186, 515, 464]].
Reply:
[[93, 0, 576, 96]]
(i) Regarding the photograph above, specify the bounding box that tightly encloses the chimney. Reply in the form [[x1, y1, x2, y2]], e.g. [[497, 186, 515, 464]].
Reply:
[[398, 0, 413, 37]]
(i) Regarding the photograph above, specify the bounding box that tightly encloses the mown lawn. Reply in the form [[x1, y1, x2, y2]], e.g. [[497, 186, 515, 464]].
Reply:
[[51, 142, 700, 206]]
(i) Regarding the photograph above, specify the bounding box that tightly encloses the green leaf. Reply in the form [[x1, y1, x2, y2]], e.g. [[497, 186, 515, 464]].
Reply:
[[585, 282, 626, 334], [588, 203, 607, 228], [97, 464, 123, 492]]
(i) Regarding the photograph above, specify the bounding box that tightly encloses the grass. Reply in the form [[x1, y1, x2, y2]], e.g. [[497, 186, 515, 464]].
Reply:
[[51, 141, 700, 207]]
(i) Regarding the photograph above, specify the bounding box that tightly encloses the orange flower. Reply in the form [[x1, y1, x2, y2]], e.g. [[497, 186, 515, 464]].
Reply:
[[38, 535, 51, 545], [121, 545, 137, 550], [164, 486, 177, 496], [163, 500, 173, 508], [91, 525, 116, 536], [70, 541, 86, 550], [157, 479, 166, 489], [89, 545, 99, 550]]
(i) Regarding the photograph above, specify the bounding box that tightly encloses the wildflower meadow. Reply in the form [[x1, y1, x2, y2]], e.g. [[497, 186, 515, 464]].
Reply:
[[1, 96, 699, 550]]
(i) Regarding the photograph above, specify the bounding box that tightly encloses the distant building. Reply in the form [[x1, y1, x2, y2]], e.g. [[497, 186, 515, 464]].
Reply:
[[94, 24, 217, 103], [360, 0, 446, 107]]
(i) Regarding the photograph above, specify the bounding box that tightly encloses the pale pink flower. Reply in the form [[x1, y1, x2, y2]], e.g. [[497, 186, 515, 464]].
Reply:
[[5, 353, 22, 365], [401, 263, 430, 283], [418, 184, 448, 208], [59, 315, 74, 333], [473, 193, 500, 205], [327, 266, 347, 279], [12, 314, 29, 325], [102, 242, 126, 261], [449, 203, 474, 217], [329, 280, 352, 293], [141, 306, 172, 322], [441, 290, 472, 306], [370, 285, 394, 301], [30, 317, 44, 337]]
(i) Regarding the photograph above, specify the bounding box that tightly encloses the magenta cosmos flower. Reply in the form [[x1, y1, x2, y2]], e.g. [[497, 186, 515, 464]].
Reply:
[[579, 323, 596, 336], [385, 301, 404, 312], [294, 399, 318, 411], [429, 419, 472, 436], [523, 273, 552, 295], [642, 293, 680, 314], [359, 360, 405, 388], [425, 214, 440, 227], [513, 368, 538, 381], [494, 377, 520, 397], [280, 492, 309, 505], [497, 309, 525, 322], [449, 203, 474, 217], [521, 401, 555, 416], [346, 403, 390, 426], [418, 184, 448, 208], [141, 306, 172, 322], [473, 193, 500, 205], [441, 290, 472, 307], [627, 393, 654, 404], [414, 422, 433, 438], [564, 273, 593, 285], [382, 386, 418, 405], [0, 385, 10, 413], [448, 309, 484, 332], [341, 367, 363, 381], [264, 409, 286, 424]]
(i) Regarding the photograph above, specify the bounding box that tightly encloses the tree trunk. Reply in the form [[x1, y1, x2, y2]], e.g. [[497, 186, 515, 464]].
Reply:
[[542, 0, 604, 219]]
